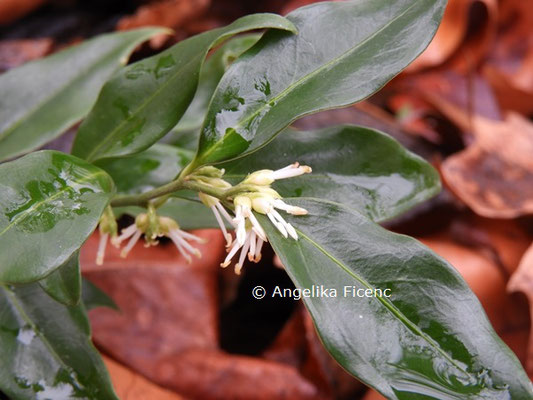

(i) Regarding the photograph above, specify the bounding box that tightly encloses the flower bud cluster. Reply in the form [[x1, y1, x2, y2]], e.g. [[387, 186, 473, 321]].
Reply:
[[197, 163, 312, 274]]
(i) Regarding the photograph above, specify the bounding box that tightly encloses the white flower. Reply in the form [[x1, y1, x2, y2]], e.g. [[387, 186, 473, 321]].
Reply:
[[199, 192, 235, 247], [112, 213, 204, 263], [112, 222, 143, 258], [96, 206, 118, 266], [233, 196, 267, 245], [96, 232, 109, 266], [250, 194, 307, 240], [221, 227, 265, 275], [164, 218, 204, 264], [244, 162, 312, 185]]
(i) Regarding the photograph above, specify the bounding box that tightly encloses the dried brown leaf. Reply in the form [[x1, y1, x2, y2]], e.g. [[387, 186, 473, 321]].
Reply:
[[0, 0, 48, 25], [419, 233, 528, 333], [104, 356, 187, 400], [81, 231, 324, 399], [117, 0, 211, 47], [440, 112, 533, 218], [406, 0, 497, 72]]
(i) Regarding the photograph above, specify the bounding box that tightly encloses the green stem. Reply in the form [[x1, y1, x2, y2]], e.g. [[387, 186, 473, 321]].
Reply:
[[109, 161, 261, 208], [110, 178, 188, 207]]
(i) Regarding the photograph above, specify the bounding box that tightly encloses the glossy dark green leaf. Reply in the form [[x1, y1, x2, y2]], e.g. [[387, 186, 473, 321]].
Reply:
[[97, 144, 193, 195], [81, 278, 118, 311], [0, 283, 118, 400], [0, 151, 114, 284], [39, 251, 81, 306], [261, 198, 533, 399], [0, 28, 167, 162], [72, 14, 296, 162], [164, 34, 262, 149], [194, 0, 446, 165], [222, 125, 440, 222]]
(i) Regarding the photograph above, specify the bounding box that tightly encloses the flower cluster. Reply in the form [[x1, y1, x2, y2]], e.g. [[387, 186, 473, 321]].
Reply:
[[96, 205, 205, 265], [96, 163, 311, 274], [200, 163, 311, 274]]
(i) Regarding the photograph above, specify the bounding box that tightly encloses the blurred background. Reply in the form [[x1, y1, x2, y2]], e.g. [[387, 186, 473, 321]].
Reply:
[[1, 0, 532, 399]]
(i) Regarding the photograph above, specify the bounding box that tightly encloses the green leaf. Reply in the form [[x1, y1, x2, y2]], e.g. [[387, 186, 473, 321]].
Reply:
[[82, 278, 118, 311], [222, 125, 440, 222], [39, 251, 81, 306], [194, 0, 446, 165], [0, 283, 118, 400], [262, 198, 533, 399], [72, 14, 296, 162], [0, 28, 167, 162], [0, 151, 114, 284], [164, 34, 262, 149], [97, 144, 193, 195]]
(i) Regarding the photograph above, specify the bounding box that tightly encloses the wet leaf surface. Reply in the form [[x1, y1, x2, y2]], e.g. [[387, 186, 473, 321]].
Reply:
[[221, 124, 440, 223], [0, 283, 117, 400], [72, 14, 296, 161], [0, 151, 114, 284], [194, 0, 447, 165], [262, 198, 533, 399]]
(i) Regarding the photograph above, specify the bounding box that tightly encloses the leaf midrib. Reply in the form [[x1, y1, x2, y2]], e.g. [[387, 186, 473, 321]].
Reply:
[[83, 20, 284, 161], [198, 0, 421, 163], [280, 197, 469, 374], [0, 170, 109, 238]]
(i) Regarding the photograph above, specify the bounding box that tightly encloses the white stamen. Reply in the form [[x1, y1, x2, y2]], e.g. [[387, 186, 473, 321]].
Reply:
[[234, 204, 248, 246], [272, 163, 311, 180], [235, 231, 251, 275], [212, 205, 232, 247], [96, 233, 108, 266], [246, 209, 267, 241], [248, 230, 256, 261], [267, 211, 288, 238], [113, 224, 137, 247], [285, 223, 298, 240], [120, 230, 142, 258], [222, 240, 241, 268], [169, 231, 192, 263], [255, 237, 264, 262], [172, 231, 201, 258], [273, 199, 308, 215], [215, 202, 236, 227], [270, 209, 298, 240], [178, 230, 205, 243]]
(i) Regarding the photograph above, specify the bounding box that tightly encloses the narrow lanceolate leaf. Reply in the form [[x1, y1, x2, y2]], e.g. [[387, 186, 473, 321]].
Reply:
[[165, 34, 262, 149], [222, 125, 440, 222], [0, 283, 118, 400], [0, 151, 114, 284], [0, 28, 167, 162], [39, 251, 81, 306], [72, 14, 296, 162], [261, 199, 533, 399], [194, 0, 447, 165], [97, 144, 193, 195]]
